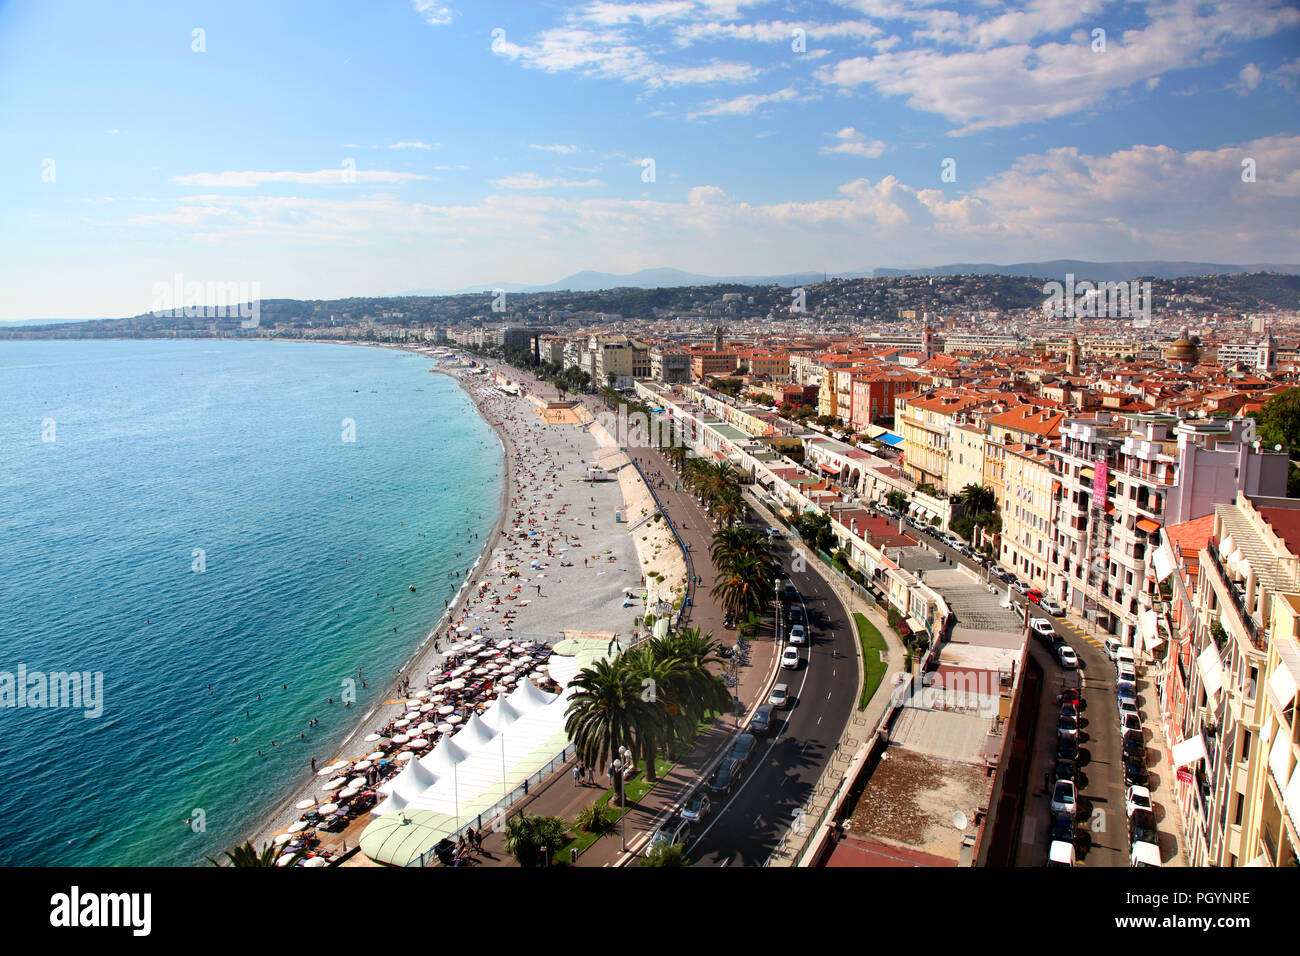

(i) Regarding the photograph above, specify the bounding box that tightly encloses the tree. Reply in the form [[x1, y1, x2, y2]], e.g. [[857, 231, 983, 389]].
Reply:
[[639, 843, 689, 866], [564, 658, 651, 783], [206, 840, 301, 868], [504, 812, 570, 867], [885, 490, 908, 512]]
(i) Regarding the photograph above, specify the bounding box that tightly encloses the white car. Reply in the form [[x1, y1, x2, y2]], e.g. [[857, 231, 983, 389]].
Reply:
[[1030, 618, 1055, 638], [768, 683, 791, 709], [781, 646, 800, 669], [1118, 699, 1140, 725], [1039, 597, 1065, 617], [1126, 785, 1153, 817], [1117, 661, 1137, 684], [1050, 779, 1077, 815], [788, 624, 807, 646], [1105, 637, 1122, 661], [1057, 646, 1079, 669]]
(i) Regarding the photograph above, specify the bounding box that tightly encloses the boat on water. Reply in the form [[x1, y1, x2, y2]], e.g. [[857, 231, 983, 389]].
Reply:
[[408, 584, 416, 592]]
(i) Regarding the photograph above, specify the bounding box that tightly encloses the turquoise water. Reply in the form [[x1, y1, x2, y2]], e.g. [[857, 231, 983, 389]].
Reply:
[[0, 340, 502, 866]]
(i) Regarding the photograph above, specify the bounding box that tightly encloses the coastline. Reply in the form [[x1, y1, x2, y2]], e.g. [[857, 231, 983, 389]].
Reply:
[[241, 347, 517, 859]]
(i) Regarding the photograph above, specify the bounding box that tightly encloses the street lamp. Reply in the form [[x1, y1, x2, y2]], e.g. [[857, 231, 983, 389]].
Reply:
[[613, 745, 633, 852]]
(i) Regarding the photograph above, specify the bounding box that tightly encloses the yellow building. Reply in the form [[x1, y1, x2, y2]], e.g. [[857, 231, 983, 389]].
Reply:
[[896, 390, 995, 491], [997, 443, 1057, 589], [947, 419, 988, 499]]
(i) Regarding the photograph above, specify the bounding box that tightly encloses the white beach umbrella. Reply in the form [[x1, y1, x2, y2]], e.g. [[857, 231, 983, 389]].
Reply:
[[366, 750, 385, 761], [363, 733, 382, 743], [295, 799, 316, 811], [274, 833, 293, 846], [321, 778, 345, 792], [393, 718, 412, 728], [353, 760, 372, 771], [301, 856, 329, 867], [395, 751, 414, 762], [436, 722, 453, 734], [288, 820, 309, 833], [318, 803, 340, 815], [391, 734, 410, 745], [408, 738, 430, 749], [337, 787, 359, 799]]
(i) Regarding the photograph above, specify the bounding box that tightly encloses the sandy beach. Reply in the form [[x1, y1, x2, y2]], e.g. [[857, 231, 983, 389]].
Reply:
[[243, 346, 684, 859]]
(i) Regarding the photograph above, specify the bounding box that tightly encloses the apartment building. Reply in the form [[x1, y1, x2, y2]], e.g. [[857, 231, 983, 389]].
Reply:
[[649, 347, 691, 383], [689, 348, 739, 382], [1178, 495, 1300, 866], [848, 368, 919, 431], [896, 390, 997, 490], [998, 443, 1057, 590], [947, 418, 987, 498]]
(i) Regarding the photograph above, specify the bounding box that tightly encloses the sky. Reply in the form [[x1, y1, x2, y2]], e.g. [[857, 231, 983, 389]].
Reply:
[[1, 0, 1299, 319]]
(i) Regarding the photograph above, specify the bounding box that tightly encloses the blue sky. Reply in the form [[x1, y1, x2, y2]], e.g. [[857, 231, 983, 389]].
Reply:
[[2, 0, 1298, 318]]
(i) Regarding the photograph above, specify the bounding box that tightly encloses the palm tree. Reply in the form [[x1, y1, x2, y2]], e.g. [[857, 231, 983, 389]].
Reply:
[[711, 550, 776, 619], [711, 484, 747, 527], [564, 658, 648, 786], [663, 440, 687, 472], [957, 483, 996, 516], [206, 839, 301, 868], [504, 812, 570, 867]]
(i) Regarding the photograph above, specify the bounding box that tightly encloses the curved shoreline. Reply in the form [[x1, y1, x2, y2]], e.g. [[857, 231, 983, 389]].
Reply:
[[241, 348, 515, 860]]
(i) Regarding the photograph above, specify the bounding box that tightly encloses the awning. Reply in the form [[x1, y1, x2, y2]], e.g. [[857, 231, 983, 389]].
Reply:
[[1137, 518, 1160, 534], [1198, 644, 1224, 697], [908, 502, 922, 514], [1080, 467, 1095, 481], [1153, 543, 1175, 582], [906, 616, 927, 634], [1269, 727, 1293, 787], [1171, 735, 1208, 768], [1266, 664, 1298, 713], [820, 462, 840, 476], [879, 432, 904, 447]]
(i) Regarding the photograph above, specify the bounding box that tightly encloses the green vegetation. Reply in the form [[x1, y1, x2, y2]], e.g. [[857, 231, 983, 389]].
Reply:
[[710, 524, 777, 619], [206, 839, 301, 868], [792, 509, 836, 553], [853, 613, 890, 710], [503, 812, 570, 867], [951, 483, 1001, 543], [639, 843, 689, 867]]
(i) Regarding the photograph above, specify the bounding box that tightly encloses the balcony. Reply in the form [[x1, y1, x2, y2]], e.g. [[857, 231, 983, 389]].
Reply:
[[1206, 539, 1267, 652]]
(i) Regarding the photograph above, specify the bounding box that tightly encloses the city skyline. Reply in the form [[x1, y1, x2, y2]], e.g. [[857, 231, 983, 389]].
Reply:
[[2, 0, 1298, 319]]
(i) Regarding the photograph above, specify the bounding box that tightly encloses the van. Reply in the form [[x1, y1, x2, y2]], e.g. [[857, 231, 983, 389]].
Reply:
[[1104, 637, 1122, 661], [1116, 646, 1136, 670], [1047, 840, 1076, 867]]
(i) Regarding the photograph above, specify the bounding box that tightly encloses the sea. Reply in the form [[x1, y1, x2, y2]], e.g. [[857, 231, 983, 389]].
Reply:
[[0, 339, 503, 866]]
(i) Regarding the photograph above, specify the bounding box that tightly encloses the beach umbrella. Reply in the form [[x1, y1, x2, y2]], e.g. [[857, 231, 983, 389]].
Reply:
[[353, 760, 372, 771], [274, 833, 293, 846], [287, 820, 310, 834], [446, 714, 462, 725], [301, 856, 329, 867], [337, 787, 359, 799], [496, 639, 511, 649], [420, 702, 437, 713], [438, 705, 455, 715], [276, 854, 296, 867], [448, 679, 466, 690], [393, 718, 412, 728], [363, 733, 382, 743], [413, 689, 432, 699], [347, 775, 366, 787], [322, 778, 346, 792], [318, 803, 340, 815], [395, 751, 414, 762], [408, 738, 430, 749], [392, 734, 410, 745], [295, 799, 316, 811], [436, 722, 453, 734], [366, 750, 385, 761]]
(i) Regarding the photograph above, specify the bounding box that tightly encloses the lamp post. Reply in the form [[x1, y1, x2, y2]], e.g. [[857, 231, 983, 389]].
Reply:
[[613, 745, 633, 852]]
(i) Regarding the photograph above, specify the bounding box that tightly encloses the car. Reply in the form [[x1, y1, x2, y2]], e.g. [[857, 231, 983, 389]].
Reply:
[[1030, 618, 1056, 640], [1104, 637, 1122, 661], [782, 582, 798, 600], [1013, 579, 1032, 595], [1047, 840, 1077, 867], [768, 683, 791, 710], [1057, 712, 1079, 739], [1050, 810, 1076, 844], [679, 791, 711, 824], [788, 605, 805, 625], [1060, 701, 1079, 721], [1056, 736, 1080, 761], [1050, 779, 1077, 815], [749, 704, 775, 736], [1123, 733, 1147, 762], [727, 733, 756, 767], [781, 645, 800, 669], [1118, 699, 1140, 724], [1115, 646, 1136, 670], [1126, 785, 1153, 817], [1055, 688, 1081, 707], [1057, 646, 1079, 669], [1054, 758, 1079, 784], [1039, 597, 1064, 616], [1129, 808, 1158, 847], [1027, 588, 1045, 604], [1116, 680, 1138, 707], [708, 758, 742, 795], [645, 817, 691, 855], [991, 566, 1013, 583], [1121, 712, 1143, 737], [788, 624, 807, 646], [1117, 662, 1137, 685], [765, 527, 780, 540], [1130, 842, 1162, 867], [1124, 755, 1148, 788]]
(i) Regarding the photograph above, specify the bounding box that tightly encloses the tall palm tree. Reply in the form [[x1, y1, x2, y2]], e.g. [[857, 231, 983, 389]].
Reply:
[[711, 484, 747, 528], [958, 483, 996, 516], [711, 550, 776, 619], [564, 658, 649, 785], [206, 840, 302, 868]]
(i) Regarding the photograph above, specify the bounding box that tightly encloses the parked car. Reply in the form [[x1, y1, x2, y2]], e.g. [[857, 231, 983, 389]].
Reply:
[[1130, 842, 1162, 866], [1118, 699, 1140, 724], [1104, 637, 1122, 661], [787, 605, 805, 625], [1013, 579, 1032, 595], [990, 567, 1013, 583], [1123, 733, 1147, 762], [781, 645, 800, 669], [788, 624, 807, 646], [1124, 755, 1149, 788], [1126, 785, 1154, 817], [1121, 712, 1143, 737], [727, 733, 756, 767], [1060, 701, 1079, 721], [1055, 688, 1081, 707], [768, 683, 791, 710], [1054, 758, 1079, 784], [1057, 646, 1079, 669], [1056, 736, 1080, 761], [1115, 646, 1136, 670], [679, 791, 711, 824], [1031, 618, 1056, 640], [1050, 810, 1076, 844], [708, 758, 742, 795], [1129, 808, 1158, 847], [646, 817, 691, 855], [1050, 779, 1077, 815], [1057, 712, 1079, 739], [1048, 840, 1077, 867], [1027, 588, 1045, 604], [1117, 662, 1137, 685], [749, 704, 775, 736], [1039, 597, 1065, 616], [1116, 680, 1138, 708]]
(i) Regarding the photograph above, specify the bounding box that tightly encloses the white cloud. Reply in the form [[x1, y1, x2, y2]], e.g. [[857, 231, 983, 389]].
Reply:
[[1234, 62, 1264, 94], [820, 127, 887, 158], [411, 2, 455, 26], [173, 169, 430, 187], [389, 141, 436, 150], [530, 144, 580, 154], [688, 86, 799, 119], [490, 173, 605, 189]]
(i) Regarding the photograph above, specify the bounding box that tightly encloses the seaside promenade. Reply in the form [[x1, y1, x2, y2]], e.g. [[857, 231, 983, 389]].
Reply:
[[460, 361, 783, 867]]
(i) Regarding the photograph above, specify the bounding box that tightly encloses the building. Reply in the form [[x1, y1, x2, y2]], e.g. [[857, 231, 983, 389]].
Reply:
[[896, 390, 996, 491]]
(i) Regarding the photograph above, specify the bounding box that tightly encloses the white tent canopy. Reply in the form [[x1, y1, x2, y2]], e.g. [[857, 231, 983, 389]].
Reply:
[[1198, 644, 1224, 698], [1171, 735, 1207, 768]]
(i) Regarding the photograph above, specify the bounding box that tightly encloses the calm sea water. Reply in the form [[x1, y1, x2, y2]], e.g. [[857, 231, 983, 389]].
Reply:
[[0, 340, 502, 866]]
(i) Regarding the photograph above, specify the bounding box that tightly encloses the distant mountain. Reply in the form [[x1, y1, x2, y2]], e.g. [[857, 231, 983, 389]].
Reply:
[[0, 316, 108, 327], [397, 266, 829, 296], [870, 260, 1300, 281]]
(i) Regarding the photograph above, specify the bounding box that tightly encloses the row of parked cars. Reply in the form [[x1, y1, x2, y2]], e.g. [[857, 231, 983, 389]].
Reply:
[[646, 732, 760, 856]]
